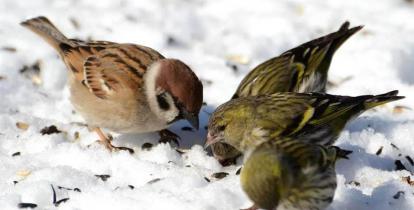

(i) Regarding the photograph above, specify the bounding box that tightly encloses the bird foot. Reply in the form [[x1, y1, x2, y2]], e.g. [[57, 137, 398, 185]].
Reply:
[[331, 146, 353, 159], [93, 127, 134, 154], [91, 139, 134, 154], [158, 129, 180, 147]]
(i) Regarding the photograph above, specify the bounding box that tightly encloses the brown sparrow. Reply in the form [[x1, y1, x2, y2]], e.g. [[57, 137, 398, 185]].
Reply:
[[21, 16, 203, 152]]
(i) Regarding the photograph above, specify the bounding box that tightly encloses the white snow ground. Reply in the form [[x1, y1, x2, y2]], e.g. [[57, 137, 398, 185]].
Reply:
[[1, 0, 414, 209]]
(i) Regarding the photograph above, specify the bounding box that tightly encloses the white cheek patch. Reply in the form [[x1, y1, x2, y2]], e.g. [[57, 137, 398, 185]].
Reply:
[[144, 62, 162, 105], [144, 62, 179, 123]]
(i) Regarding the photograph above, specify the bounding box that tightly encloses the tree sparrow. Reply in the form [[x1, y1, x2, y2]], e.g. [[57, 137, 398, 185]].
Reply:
[[21, 16, 203, 152]]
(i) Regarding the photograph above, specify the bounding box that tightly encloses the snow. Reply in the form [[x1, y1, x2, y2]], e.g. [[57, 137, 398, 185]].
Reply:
[[1, 0, 414, 209]]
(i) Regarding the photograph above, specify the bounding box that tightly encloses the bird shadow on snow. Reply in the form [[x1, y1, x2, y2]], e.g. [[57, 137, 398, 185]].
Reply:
[[334, 144, 397, 180], [335, 115, 414, 180], [346, 115, 414, 138], [113, 105, 216, 150]]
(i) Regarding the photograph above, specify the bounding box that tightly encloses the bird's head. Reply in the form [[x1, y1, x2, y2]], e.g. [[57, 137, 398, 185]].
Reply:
[[205, 98, 253, 150], [146, 59, 203, 129]]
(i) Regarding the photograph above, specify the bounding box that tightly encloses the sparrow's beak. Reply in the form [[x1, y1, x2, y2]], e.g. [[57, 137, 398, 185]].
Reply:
[[183, 111, 199, 130], [204, 131, 219, 149]]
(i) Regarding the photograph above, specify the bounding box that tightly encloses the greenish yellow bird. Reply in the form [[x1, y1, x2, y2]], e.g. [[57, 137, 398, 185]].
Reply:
[[206, 91, 403, 153], [232, 21, 362, 99], [240, 138, 348, 210], [211, 22, 363, 164]]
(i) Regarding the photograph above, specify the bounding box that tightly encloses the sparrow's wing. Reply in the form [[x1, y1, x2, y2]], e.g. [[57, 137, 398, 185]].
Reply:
[[232, 22, 363, 99], [82, 44, 164, 99]]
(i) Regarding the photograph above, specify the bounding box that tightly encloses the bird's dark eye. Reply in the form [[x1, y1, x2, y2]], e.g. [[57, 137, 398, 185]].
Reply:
[[217, 125, 226, 131], [157, 93, 170, 110]]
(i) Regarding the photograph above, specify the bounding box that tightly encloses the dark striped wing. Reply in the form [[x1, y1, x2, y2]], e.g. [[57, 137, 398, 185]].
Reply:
[[252, 92, 372, 145], [266, 138, 332, 169], [280, 22, 363, 92], [232, 55, 297, 98], [251, 93, 317, 137], [232, 22, 363, 99]]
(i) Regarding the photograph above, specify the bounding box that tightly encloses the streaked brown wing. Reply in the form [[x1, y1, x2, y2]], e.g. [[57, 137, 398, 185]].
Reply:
[[81, 44, 164, 99], [61, 42, 164, 82]]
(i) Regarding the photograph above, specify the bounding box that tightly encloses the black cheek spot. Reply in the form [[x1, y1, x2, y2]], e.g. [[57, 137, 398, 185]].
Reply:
[[157, 94, 170, 110]]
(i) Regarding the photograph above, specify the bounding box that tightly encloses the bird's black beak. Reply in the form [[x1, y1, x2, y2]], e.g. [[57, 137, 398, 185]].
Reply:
[[182, 110, 199, 130]]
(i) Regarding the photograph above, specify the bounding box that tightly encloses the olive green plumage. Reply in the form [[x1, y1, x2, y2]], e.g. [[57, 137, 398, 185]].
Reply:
[[240, 138, 346, 210], [232, 21, 363, 99], [207, 91, 404, 152], [211, 22, 363, 164]]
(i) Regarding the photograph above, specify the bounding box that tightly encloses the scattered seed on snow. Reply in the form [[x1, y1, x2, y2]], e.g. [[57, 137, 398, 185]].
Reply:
[[40, 125, 61, 135], [211, 172, 229, 180], [16, 122, 29, 131], [95, 174, 111, 182], [12, 152, 21, 157], [17, 203, 37, 209], [376, 146, 383, 156]]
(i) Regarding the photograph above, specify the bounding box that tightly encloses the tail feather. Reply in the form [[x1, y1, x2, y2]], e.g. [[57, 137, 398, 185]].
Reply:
[[374, 90, 399, 97], [285, 21, 363, 91], [324, 22, 363, 59], [364, 90, 405, 109], [21, 16, 75, 51], [338, 21, 350, 31], [293, 21, 363, 55]]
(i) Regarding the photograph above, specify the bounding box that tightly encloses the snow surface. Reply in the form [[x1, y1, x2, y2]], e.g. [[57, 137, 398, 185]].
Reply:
[[1, 0, 414, 209]]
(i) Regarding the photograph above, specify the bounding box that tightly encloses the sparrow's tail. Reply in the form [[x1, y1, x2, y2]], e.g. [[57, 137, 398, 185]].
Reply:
[[21, 16, 76, 51]]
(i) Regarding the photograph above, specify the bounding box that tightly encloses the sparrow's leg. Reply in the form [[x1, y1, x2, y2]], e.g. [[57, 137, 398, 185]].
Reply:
[[158, 129, 180, 147], [94, 128, 134, 154], [240, 204, 258, 210]]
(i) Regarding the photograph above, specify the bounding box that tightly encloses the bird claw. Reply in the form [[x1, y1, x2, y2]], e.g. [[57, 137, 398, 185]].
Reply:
[[92, 128, 134, 154], [158, 129, 181, 147], [94, 139, 134, 154], [332, 146, 353, 159], [112, 145, 135, 154]]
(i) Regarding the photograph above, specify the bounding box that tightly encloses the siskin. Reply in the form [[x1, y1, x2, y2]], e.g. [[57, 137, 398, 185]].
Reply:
[[206, 91, 404, 153], [211, 22, 362, 164], [240, 138, 349, 210], [233, 21, 362, 98]]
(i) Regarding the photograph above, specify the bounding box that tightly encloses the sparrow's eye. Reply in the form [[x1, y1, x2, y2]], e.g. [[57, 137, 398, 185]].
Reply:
[[156, 93, 170, 110]]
